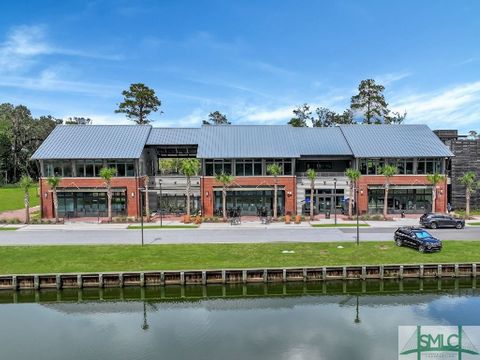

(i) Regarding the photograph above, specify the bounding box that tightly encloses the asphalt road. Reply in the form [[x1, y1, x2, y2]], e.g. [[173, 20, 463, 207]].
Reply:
[[0, 226, 479, 245]]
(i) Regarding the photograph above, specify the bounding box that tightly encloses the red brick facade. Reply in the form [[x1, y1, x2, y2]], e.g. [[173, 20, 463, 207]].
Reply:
[[201, 176, 297, 216], [357, 175, 448, 214], [39, 177, 144, 219]]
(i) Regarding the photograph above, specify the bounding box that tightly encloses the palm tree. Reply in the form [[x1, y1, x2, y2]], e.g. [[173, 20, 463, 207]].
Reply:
[[379, 164, 398, 219], [459, 171, 479, 218], [426, 172, 445, 213], [99, 167, 117, 222], [267, 163, 282, 220], [306, 168, 317, 221], [19, 175, 33, 224], [180, 159, 201, 218], [215, 172, 234, 221], [144, 175, 150, 222], [46, 176, 62, 223], [345, 168, 361, 219]]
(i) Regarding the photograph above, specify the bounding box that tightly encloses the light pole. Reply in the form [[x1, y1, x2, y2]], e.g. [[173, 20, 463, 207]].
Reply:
[[139, 187, 144, 246], [333, 178, 337, 225], [354, 295, 361, 324], [159, 180, 163, 228], [356, 183, 359, 246]]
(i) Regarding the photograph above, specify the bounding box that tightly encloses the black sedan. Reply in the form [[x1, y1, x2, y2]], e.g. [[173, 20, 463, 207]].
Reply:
[[420, 213, 465, 229], [394, 227, 442, 253]]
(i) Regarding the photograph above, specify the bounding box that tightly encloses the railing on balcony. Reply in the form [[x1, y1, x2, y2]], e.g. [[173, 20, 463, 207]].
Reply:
[[295, 172, 346, 178]]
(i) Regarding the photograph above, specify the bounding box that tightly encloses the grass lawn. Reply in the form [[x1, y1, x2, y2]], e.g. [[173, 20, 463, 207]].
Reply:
[[0, 186, 39, 212], [0, 227, 18, 231], [311, 223, 370, 228], [469, 222, 480, 226], [127, 225, 198, 229], [1, 241, 480, 274]]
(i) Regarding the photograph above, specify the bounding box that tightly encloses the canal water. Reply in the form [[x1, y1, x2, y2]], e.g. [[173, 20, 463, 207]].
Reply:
[[0, 279, 479, 360]]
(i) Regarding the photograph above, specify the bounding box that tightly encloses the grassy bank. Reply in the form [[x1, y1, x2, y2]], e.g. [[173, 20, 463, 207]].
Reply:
[[0, 186, 39, 212], [311, 223, 370, 228], [1, 241, 479, 274], [127, 225, 198, 229], [469, 222, 480, 226]]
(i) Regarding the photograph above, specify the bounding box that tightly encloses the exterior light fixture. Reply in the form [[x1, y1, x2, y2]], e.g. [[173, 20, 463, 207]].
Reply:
[[206, 191, 209, 197], [360, 189, 364, 196], [44, 192, 48, 198], [131, 192, 135, 198]]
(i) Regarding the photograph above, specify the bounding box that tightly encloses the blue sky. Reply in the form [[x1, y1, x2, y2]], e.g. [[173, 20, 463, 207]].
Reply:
[[1, 0, 479, 132]]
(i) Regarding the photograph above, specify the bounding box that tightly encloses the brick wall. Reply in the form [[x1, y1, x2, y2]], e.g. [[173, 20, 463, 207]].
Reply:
[[201, 176, 297, 216], [357, 175, 448, 214], [39, 177, 144, 219]]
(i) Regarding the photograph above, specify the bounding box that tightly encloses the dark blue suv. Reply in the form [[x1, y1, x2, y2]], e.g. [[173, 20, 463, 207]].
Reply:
[[394, 227, 442, 253]]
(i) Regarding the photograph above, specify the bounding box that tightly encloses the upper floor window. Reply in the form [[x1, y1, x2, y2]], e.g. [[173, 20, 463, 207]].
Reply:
[[236, 159, 262, 176], [205, 159, 232, 176], [265, 158, 292, 175]]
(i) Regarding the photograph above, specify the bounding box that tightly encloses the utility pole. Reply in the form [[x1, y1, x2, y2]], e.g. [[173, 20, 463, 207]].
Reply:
[[140, 187, 144, 246], [333, 178, 337, 225], [356, 183, 359, 246]]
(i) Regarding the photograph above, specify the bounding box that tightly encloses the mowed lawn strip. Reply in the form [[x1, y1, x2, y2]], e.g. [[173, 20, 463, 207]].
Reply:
[[127, 225, 198, 229], [311, 223, 370, 227], [0, 186, 39, 212], [1, 241, 480, 274]]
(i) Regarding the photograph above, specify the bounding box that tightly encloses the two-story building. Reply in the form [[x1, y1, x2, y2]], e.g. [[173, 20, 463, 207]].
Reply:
[[31, 123, 452, 219]]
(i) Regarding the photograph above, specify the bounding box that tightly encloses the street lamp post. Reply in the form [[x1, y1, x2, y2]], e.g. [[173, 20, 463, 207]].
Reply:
[[333, 178, 337, 225], [355, 184, 360, 246], [140, 187, 144, 246], [159, 180, 163, 228]]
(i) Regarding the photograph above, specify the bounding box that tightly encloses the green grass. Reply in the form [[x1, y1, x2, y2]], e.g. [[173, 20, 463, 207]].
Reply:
[[127, 225, 198, 229], [1, 241, 479, 274], [0, 186, 39, 212], [0, 227, 18, 231], [311, 223, 370, 228], [469, 222, 480, 226]]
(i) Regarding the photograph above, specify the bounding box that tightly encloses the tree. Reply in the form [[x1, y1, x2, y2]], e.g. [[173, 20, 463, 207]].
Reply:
[[288, 104, 311, 127], [350, 79, 389, 124], [312, 107, 338, 127], [345, 168, 361, 219], [64, 117, 92, 125], [459, 171, 480, 218], [215, 172, 235, 221], [19, 175, 33, 224], [468, 130, 479, 140], [267, 163, 282, 219], [385, 110, 407, 124], [144, 175, 150, 222], [379, 164, 398, 219], [115, 83, 161, 124], [99, 167, 117, 222], [426, 172, 445, 213], [46, 176, 62, 224], [306, 168, 317, 221], [203, 111, 230, 125], [180, 158, 201, 218]]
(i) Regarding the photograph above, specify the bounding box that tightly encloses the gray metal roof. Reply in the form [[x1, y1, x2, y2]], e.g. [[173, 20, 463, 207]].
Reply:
[[339, 124, 453, 158], [290, 127, 352, 156], [146, 128, 200, 145], [196, 125, 298, 158], [31, 125, 152, 160]]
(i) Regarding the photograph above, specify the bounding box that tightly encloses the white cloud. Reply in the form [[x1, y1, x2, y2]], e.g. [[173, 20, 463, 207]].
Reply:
[[375, 71, 411, 86], [391, 81, 480, 130]]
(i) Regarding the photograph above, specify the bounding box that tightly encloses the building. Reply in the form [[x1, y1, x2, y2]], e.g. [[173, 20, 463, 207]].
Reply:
[[31, 124, 453, 219], [434, 130, 480, 210]]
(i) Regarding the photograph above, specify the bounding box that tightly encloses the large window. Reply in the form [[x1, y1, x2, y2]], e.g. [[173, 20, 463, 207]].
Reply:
[[359, 158, 442, 175], [45, 159, 135, 177], [107, 160, 135, 177], [417, 158, 442, 175], [75, 160, 104, 177], [368, 187, 432, 214], [205, 159, 232, 176], [57, 191, 126, 218], [235, 159, 262, 176], [45, 161, 73, 177], [265, 158, 292, 175]]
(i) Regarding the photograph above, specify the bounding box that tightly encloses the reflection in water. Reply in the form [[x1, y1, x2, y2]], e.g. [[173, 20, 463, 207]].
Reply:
[[0, 279, 478, 360]]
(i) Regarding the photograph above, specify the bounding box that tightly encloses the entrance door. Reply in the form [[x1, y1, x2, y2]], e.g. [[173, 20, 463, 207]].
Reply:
[[318, 196, 332, 214]]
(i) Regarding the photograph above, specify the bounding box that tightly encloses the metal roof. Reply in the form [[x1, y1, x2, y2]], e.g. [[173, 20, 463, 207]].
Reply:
[[146, 128, 200, 145], [339, 124, 454, 158], [290, 127, 352, 156], [196, 125, 298, 158], [31, 125, 152, 160]]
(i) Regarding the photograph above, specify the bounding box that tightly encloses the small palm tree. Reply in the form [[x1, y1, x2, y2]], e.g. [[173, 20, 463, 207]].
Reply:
[[46, 176, 62, 223], [426, 172, 445, 213], [180, 158, 201, 218], [215, 172, 234, 221], [379, 164, 398, 219], [19, 175, 33, 224], [459, 171, 479, 218], [144, 175, 150, 222], [345, 168, 361, 219], [267, 163, 282, 219], [99, 167, 117, 222], [306, 168, 317, 221]]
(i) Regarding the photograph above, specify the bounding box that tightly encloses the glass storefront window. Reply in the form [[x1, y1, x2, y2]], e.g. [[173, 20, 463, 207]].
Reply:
[[367, 187, 432, 214], [57, 191, 127, 218]]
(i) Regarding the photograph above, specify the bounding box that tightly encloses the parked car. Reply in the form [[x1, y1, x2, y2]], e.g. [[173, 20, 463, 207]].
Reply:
[[394, 227, 442, 252], [420, 213, 465, 229]]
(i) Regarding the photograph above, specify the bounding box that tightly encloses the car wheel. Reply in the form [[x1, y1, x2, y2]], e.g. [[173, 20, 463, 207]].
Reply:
[[430, 222, 437, 229], [395, 238, 403, 247], [455, 222, 463, 229], [418, 245, 426, 253]]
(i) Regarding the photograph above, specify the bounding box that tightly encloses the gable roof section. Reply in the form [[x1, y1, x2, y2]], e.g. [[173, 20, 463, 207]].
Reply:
[[31, 125, 152, 160], [339, 124, 453, 158], [196, 125, 298, 158], [146, 128, 200, 145], [291, 127, 352, 156]]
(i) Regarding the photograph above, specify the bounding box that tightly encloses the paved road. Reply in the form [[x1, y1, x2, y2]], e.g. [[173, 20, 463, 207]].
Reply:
[[0, 226, 479, 245]]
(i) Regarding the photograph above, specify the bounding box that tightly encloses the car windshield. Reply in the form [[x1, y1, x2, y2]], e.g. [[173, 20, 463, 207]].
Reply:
[[414, 231, 431, 239]]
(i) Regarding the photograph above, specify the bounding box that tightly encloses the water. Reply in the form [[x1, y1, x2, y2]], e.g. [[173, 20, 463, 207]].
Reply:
[[0, 279, 479, 360]]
